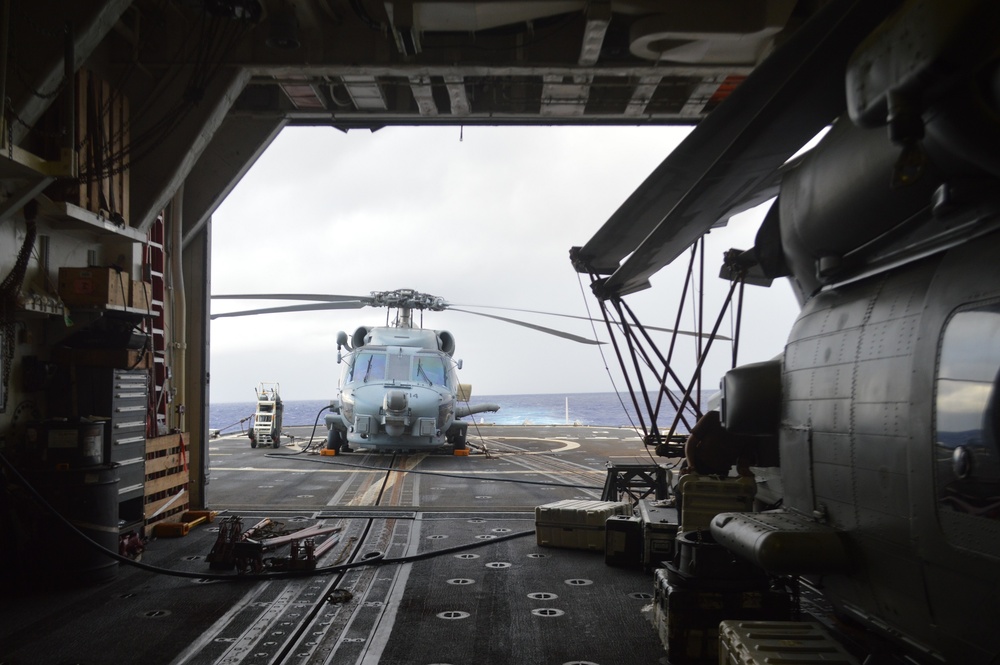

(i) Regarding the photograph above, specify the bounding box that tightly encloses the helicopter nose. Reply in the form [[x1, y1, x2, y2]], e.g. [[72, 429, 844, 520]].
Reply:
[[384, 390, 409, 437]]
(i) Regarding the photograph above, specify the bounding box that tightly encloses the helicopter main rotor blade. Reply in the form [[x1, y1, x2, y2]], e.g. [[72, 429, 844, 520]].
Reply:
[[448, 308, 602, 345], [210, 301, 367, 320], [450, 303, 729, 341], [211, 293, 367, 302]]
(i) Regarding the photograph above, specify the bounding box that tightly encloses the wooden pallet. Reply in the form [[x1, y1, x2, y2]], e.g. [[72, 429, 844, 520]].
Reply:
[[144, 433, 190, 536]]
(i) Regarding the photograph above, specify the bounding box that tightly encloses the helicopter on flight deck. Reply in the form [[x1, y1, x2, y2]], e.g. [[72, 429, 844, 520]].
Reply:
[[211, 288, 708, 453]]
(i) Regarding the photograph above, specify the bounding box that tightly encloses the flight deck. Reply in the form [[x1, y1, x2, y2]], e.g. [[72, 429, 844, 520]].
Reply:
[[0, 425, 672, 665]]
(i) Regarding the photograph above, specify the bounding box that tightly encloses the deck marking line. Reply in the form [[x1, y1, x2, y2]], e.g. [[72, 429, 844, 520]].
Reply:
[[169, 582, 272, 665], [487, 436, 580, 453], [360, 518, 421, 664]]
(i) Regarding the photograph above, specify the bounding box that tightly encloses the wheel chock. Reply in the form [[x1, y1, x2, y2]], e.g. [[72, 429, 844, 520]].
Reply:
[[320, 448, 337, 456], [153, 510, 218, 537], [453, 448, 470, 456]]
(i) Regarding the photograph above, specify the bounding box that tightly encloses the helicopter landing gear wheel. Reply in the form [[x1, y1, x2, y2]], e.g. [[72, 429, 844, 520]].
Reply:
[[328, 428, 351, 453], [249, 431, 257, 449], [452, 431, 467, 452], [272, 434, 280, 449]]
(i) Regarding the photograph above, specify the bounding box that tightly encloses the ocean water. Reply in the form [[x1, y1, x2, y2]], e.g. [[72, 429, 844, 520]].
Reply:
[[209, 391, 711, 435]]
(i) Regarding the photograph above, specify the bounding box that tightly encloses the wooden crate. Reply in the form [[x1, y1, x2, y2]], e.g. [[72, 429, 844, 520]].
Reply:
[[144, 433, 190, 536]]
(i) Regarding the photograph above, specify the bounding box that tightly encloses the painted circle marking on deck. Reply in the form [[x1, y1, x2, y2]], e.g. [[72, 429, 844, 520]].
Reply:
[[629, 592, 653, 600], [447, 578, 475, 585], [437, 611, 470, 620], [564, 579, 593, 586], [142, 610, 171, 618], [495, 437, 580, 453], [467, 518, 486, 523], [485, 561, 511, 569], [454, 553, 480, 559], [531, 608, 565, 617], [426, 534, 449, 540], [526, 553, 548, 559], [491, 527, 511, 533], [527, 592, 558, 600], [475, 534, 496, 540]]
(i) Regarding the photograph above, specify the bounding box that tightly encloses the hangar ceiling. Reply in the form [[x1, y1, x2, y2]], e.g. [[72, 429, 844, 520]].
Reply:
[[2, 0, 830, 236]]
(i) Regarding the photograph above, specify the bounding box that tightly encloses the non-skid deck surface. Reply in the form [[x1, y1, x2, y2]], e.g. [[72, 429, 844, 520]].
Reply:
[[1, 425, 673, 665]]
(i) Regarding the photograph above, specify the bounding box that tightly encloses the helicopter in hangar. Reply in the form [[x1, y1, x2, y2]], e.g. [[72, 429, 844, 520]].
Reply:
[[211, 287, 706, 453], [572, 0, 1000, 663]]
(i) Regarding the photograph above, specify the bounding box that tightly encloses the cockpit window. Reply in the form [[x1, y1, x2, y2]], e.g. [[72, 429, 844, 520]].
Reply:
[[348, 351, 449, 387], [935, 305, 1000, 530], [386, 353, 411, 381], [352, 352, 386, 382], [414, 355, 447, 386]]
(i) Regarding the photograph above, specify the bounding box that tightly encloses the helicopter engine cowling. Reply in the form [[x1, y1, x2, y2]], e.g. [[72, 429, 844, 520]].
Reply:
[[437, 330, 456, 356], [352, 326, 372, 349]]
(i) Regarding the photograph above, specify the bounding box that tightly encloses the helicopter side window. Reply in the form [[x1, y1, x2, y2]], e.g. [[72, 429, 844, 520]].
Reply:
[[935, 306, 1000, 534], [414, 355, 447, 386]]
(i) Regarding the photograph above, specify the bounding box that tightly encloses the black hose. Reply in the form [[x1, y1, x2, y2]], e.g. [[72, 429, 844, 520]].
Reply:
[[264, 452, 603, 490], [0, 449, 534, 582]]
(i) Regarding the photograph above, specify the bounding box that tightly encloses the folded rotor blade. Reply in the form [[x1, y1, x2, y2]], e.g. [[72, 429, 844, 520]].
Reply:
[[210, 301, 366, 320], [448, 308, 602, 345], [575, 0, 899, 299]]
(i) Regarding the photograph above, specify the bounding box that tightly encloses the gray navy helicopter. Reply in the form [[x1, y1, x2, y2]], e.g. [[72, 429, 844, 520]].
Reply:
[[572, 0, 1000, 663], [212, 288, 700, 453]]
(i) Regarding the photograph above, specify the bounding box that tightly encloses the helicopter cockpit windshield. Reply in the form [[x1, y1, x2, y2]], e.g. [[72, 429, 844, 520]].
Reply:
[[348, 350, 449, 387], [413, 355, 447, 386], [352, 352, 388, 382]]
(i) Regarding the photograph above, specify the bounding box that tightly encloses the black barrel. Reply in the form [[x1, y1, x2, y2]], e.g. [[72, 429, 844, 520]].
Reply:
[[23, 465, 120, 587]]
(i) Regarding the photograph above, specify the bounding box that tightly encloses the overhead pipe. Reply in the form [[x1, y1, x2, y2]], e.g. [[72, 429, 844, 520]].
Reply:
[[1, 0, 9, 143], [170, 186, 187, 433], [64, 20, 75, 171]]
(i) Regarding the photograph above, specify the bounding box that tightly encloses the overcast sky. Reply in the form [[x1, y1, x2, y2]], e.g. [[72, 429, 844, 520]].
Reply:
[[208, 125, 800, 403]]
